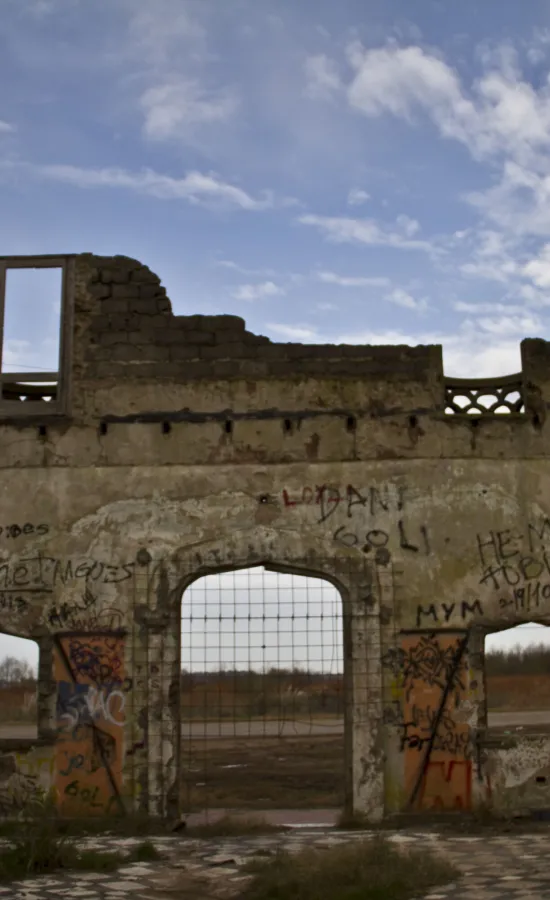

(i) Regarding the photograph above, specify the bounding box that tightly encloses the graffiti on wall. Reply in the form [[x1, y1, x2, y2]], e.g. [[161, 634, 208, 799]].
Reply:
[[0, 749, 54, 816], [54, 633, 129, 815], [282, 484, 431, 556], [477, 518, 550, 613], [0, 553, 134, 629], [383, 632, 472, 811]]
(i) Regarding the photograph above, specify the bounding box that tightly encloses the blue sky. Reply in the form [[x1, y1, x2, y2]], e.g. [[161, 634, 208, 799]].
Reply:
[[4, 1, 550, 663], [3, 0, 550, 376]]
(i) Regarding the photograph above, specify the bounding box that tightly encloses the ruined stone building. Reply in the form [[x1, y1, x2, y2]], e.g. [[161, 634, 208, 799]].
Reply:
[[0, 252, 549, 821]]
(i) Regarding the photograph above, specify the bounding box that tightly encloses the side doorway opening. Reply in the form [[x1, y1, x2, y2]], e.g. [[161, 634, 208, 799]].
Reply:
[[180, 566, 345, 826], [485, 622, 550, 733], [484, 622, 550, 815]]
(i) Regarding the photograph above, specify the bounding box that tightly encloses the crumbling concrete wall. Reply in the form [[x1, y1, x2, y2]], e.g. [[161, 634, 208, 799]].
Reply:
[[0, 252, 549, 821]]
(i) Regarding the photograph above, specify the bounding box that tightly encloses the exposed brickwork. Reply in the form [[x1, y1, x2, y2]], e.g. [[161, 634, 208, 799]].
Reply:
[[78, 254, 443, 385]]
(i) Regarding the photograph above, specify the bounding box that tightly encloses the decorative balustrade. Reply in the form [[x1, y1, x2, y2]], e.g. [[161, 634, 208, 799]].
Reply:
[[445, 374, 525, 416]]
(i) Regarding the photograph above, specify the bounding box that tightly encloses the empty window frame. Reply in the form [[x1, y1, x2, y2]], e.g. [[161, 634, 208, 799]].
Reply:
[[0, 256, 74, 415]]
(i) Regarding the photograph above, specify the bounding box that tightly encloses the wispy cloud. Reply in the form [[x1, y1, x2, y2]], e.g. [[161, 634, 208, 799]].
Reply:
[[341, 41, 550, 165], [3, 161, 275, 211], [452, 301, 528, 314], [317, 38, 550, 262], [124, 1, 240, 148], [522, 242, 550, 288], [347, 188, 370, 206], [470, 313, 542, 337], [386, 287, 428, 312], [215, 260, 277, 277], [317, 271, 391, 288], [298, 213, 435, 253], [267, 322, 319, 341], [304, 54, 342, 100], [232, 282, 284, 301], [140, 80, 238, 141], [127, 0, 207, 65], [0, 121, 15, 134]]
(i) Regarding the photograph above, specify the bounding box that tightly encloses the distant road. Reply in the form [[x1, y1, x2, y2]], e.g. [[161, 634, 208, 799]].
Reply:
[[181, 718, 344, 738], [486, 710, 550, 730], [2, 710, 550, 741]]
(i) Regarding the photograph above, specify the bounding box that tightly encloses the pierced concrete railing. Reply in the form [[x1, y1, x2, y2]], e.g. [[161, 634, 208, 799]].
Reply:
[[445, 374, 525, 416]]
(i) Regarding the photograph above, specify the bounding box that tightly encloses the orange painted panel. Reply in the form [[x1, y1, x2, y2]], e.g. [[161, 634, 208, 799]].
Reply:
[[54, 634, 129, 815], [400, 632, 471, 811]]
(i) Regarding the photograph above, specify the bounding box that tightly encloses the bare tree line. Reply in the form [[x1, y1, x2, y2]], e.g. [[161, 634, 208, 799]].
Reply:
[[2, 641, 550, 689], [0, 655, 36, 687]]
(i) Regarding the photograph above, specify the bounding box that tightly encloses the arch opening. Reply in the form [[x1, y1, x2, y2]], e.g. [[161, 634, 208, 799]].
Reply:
[[0, 632, 39, 739], [179, 566, 345, 825]]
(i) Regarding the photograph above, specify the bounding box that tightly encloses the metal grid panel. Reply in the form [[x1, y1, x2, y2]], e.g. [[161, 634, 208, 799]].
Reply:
[[180, 566, 346, 818]]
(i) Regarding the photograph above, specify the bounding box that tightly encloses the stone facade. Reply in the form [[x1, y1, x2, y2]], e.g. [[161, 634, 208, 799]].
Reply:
[[0, 252, 549, 821]]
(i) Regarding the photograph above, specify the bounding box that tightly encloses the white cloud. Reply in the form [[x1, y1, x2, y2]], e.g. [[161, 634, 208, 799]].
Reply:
[[140, 80, 238, 141], [317, 302, 337, 312], [395, 214, 420, 236], [3, 162, 274, 211], [125, 3, 238, 148], [128, 1, 207, 65], [0, 121, 15, 134], [517, 283, 550, 306], [232, 282, 284, 301], [304, 54, 342, 100], [453, 301, 528, 315], [347, 188, 370, 206], [460, 259, 517, 282], [465, 162, 550, 237], [522, 243, 550, 288], [317, 271, 391, 288], [343, 42, 550, 166], [471, 313, 542, 337], [453, 228, 520, 283], [345, 43, 474, 141], [525, 28, 550, 65], [298, 214, 435, 253], [331, 40, 550, 254], [267, 323, 319, 341], [386, 288, 427, 311], [442, 336, 523, 377], [215, 260, 277, 277]]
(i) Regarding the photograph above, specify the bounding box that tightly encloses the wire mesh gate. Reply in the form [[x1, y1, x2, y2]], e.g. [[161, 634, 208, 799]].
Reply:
[[180, 566, 347, 818]]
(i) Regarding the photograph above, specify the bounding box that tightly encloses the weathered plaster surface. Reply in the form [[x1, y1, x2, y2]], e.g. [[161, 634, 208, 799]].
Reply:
[[0, 252, 549, 821]]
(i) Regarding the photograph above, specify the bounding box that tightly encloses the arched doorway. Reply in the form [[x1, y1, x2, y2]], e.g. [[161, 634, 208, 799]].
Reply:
[[179, 566, 345, 824]]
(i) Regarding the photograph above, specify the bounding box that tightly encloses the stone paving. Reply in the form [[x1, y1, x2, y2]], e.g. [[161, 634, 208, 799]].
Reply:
[[1, 829, 550, 898]]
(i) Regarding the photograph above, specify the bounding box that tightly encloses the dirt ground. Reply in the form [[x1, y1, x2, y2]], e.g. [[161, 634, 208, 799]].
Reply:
[[181, 733, 345, 812]]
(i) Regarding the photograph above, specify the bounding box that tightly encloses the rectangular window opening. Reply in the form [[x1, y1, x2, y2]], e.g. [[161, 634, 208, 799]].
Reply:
[[0, 257, 71, 414]]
